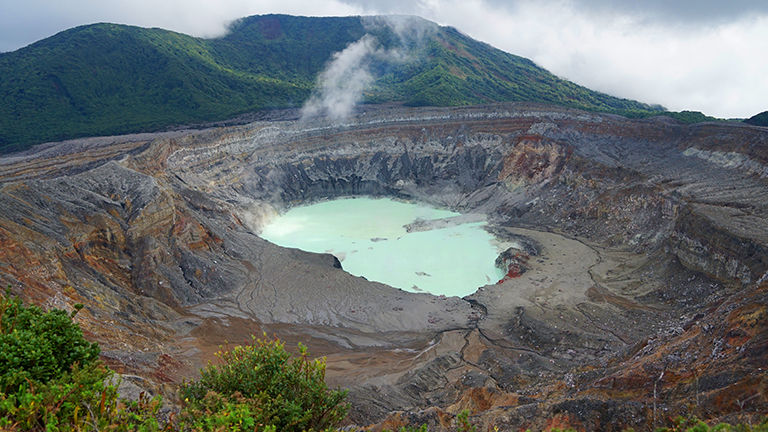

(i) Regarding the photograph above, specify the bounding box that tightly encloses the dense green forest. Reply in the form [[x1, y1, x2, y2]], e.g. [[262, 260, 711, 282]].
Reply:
[[0, 14, 671, 153]]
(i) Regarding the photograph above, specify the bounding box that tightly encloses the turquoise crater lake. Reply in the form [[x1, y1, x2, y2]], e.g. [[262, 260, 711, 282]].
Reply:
[[259, 197, 505, 297]]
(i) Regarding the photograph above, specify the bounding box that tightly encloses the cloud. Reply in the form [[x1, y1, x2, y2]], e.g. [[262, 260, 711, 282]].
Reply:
[[464, 0, 768, 118], [558, 0, 768, 24], [362, 15, 437, 45], [1, 0, 767, 118], [343, 0, 768, 118], [344, 0, 768, 25]]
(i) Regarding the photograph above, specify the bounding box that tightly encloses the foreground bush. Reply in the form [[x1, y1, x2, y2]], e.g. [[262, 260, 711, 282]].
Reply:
[[0, 294, 98, 393], [0, 290, 163, 431], [180, 336, 348, 431]]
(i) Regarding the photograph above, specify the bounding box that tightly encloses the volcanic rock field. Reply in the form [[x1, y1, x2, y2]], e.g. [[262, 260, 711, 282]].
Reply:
[[1, 103, 766, 430]]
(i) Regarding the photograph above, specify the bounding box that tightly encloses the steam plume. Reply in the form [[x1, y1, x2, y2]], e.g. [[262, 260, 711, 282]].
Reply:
[[300, 16, 437, 123], [300, 35, 377, 122]]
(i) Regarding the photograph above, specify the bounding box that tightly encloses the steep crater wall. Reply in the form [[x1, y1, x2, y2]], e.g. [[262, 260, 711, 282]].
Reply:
[[166, 105, 768, 288]]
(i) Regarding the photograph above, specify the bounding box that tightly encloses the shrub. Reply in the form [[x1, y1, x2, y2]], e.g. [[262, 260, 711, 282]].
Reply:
[[7, 288, 763, 432], [456, 410, 476, 432], [383, 426, 428, 432], [0, 292, 99, 393], [179, 336, 349, 431], [0, 290, 163, 431], [658, 416, 768, 432]]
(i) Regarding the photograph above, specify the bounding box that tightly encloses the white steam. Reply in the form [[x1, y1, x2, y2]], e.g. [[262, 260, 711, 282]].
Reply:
[[300, 35, 378, 122], [300, 16, 437, 123]]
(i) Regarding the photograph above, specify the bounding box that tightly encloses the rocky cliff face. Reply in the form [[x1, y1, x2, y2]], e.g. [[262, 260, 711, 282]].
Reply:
[[0, 103, 766, 429]]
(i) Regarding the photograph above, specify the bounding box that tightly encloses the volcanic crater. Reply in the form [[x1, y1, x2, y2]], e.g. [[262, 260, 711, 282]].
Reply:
[[1, 103, 766, 430]]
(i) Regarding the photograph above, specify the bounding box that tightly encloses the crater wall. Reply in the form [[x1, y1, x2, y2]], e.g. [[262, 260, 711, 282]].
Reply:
[[1, 103, 766, 429]]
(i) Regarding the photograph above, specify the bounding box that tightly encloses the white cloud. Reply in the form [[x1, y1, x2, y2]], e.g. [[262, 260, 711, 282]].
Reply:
[[1, 0, 766, 118], [352, 0, 768, 118]]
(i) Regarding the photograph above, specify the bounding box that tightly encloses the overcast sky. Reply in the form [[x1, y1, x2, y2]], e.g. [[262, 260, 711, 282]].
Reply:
[[1, 0, 766, 118]]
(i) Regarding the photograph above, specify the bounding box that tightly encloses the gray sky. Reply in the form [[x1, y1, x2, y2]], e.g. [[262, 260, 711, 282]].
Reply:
[[1, 0, 766, 118]]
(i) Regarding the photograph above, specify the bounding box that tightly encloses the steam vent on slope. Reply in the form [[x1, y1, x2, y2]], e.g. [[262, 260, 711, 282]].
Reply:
[[1, 103, 766, 431]]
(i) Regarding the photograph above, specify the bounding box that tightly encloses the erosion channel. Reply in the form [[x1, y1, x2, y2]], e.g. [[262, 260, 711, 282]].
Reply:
[[0, 103, 765, 430]]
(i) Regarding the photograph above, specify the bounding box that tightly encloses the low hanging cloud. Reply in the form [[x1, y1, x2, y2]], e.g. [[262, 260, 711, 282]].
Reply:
[[342, 0, 768, 118], [446, 0, 768, 118], [362, 15, 436, 45]]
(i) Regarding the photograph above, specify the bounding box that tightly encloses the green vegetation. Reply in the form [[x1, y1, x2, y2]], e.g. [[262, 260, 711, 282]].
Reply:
[[0, 290, 348, 431], [2, 290, 765, 431], [366, 25, 660, 115], [455, 409, 476, 432], [385, 426, 428, 432], [0, 290, 163, 430], [744, 111, 768, 127], [0, 299, 97, 392], [657, 110, 718, 124], [618, 109, 722, 125], [659, 416, 768, 432], [179, 337, 348, 431], [1, 14, 669, 153]]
